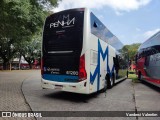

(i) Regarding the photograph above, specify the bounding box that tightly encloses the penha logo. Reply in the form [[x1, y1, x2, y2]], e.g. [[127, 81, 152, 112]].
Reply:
[[50, 15, 75, 28]]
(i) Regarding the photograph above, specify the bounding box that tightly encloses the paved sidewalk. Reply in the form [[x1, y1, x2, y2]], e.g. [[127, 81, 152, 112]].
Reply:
[[0, 70, 39, 120], [133, 82, 160, 120]]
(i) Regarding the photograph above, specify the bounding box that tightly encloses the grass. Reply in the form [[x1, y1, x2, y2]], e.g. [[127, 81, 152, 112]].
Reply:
[[128, 70, 139, 83], [119, 69, 127, 77]]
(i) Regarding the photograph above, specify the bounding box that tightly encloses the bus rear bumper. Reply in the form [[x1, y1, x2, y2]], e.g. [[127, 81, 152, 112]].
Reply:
[[41, 78, 89, 94]]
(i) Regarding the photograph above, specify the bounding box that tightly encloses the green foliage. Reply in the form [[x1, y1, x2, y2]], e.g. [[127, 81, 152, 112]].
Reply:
[[21, 34, 41, 68], [0, 0, 59, 69], [122, 43, 141, 60], [48, 0, 60, 5], [1, 0, 32, 38], [128, 71, 139, 83], [37, 0, 60, 11], [41, 0, 59, 6], [118, 69, 128, 78], [0, 38, 17, 66]]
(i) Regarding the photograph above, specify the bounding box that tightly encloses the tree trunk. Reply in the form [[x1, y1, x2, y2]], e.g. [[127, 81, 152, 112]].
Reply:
[[9, 62, 11, 71], [18, 54, 22, 70]]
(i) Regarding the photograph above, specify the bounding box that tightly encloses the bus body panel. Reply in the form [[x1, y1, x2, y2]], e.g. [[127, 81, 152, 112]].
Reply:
[[136, 31, 160, 87], [41, 78, 88, 94], [41, 8, 127, 94], [81, 8, 90, 94], [41, 8, 88, 93], [89, 33, 117, 92]]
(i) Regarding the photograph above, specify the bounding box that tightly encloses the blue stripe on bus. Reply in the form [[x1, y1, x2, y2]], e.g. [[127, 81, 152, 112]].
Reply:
[[90, 65, 99, 85], [42, 74, 78, 82], [90, 39, 114, 91]]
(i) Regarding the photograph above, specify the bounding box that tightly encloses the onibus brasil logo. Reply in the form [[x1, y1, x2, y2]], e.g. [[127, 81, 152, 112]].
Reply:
[[50, 15, 75, 28]]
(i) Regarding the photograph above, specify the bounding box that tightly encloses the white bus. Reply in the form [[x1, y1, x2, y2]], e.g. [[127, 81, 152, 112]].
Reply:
[[41, 8, 128, 94]]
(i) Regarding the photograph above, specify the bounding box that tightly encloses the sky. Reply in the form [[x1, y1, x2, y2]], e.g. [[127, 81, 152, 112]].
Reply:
[[53, 0, 160, 45]]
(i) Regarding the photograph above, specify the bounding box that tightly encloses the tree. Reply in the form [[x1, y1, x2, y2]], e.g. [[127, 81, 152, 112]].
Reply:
[[0, 38, 17, 69], [21, 35, 41, 69], [0, 0, 59, 69], [121, 43, 141, 60]]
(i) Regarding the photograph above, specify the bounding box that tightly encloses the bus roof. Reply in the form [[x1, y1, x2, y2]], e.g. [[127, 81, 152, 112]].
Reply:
[[138, 31, 160, 50]]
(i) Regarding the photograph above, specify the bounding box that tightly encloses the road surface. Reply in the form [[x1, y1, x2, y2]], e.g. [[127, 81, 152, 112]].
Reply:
[[0, 70, 159, 120], [21, 70, 160, 120]]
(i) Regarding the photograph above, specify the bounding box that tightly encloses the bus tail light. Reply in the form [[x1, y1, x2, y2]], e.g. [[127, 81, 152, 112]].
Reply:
[[41, 58, 44, 75], [79, 54, 87, 81]]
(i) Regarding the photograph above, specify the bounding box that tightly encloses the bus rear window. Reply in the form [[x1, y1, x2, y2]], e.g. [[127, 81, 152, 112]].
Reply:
[[42, 9, 84, 77], [43, 10, 84, 35], [43, 10, 84, 55]]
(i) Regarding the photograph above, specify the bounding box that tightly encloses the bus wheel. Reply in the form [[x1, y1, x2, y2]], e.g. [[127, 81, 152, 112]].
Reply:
[[107, 74, 113, 89], [138, 71, 141, 81]]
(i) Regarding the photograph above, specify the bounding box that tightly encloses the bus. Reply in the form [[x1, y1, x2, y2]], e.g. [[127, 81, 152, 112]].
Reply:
[[135, 31, 160, 87], [41, 8, 128, 94]]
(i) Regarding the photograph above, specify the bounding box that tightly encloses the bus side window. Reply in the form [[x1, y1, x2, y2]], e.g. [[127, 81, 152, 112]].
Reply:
[[93, 22, 98, 28], [113, 56, 119, 70], [113, 56, 120, 78], [113, 57, 117, 68]]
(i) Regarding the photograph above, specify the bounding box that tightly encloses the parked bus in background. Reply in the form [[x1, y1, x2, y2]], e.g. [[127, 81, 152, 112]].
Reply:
[[135, 31, 160, 87], [41, 8, 128, 94]]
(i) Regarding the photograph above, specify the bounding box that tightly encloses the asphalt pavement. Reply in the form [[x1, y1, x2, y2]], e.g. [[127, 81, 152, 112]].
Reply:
[[22, 70, 160, 120], [0, 70, 159, 120]]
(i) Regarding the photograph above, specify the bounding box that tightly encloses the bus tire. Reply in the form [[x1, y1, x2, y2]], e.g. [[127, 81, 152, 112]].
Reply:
[[102, 74, 109, 92], [107, 74, 113, 89], [112, 73, 115, 85]]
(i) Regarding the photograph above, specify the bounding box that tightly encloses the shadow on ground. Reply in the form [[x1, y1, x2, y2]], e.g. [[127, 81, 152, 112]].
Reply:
[[43, 79, 126, 103], [44, 91, 101, 103], [141, 81, 160, 93]]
